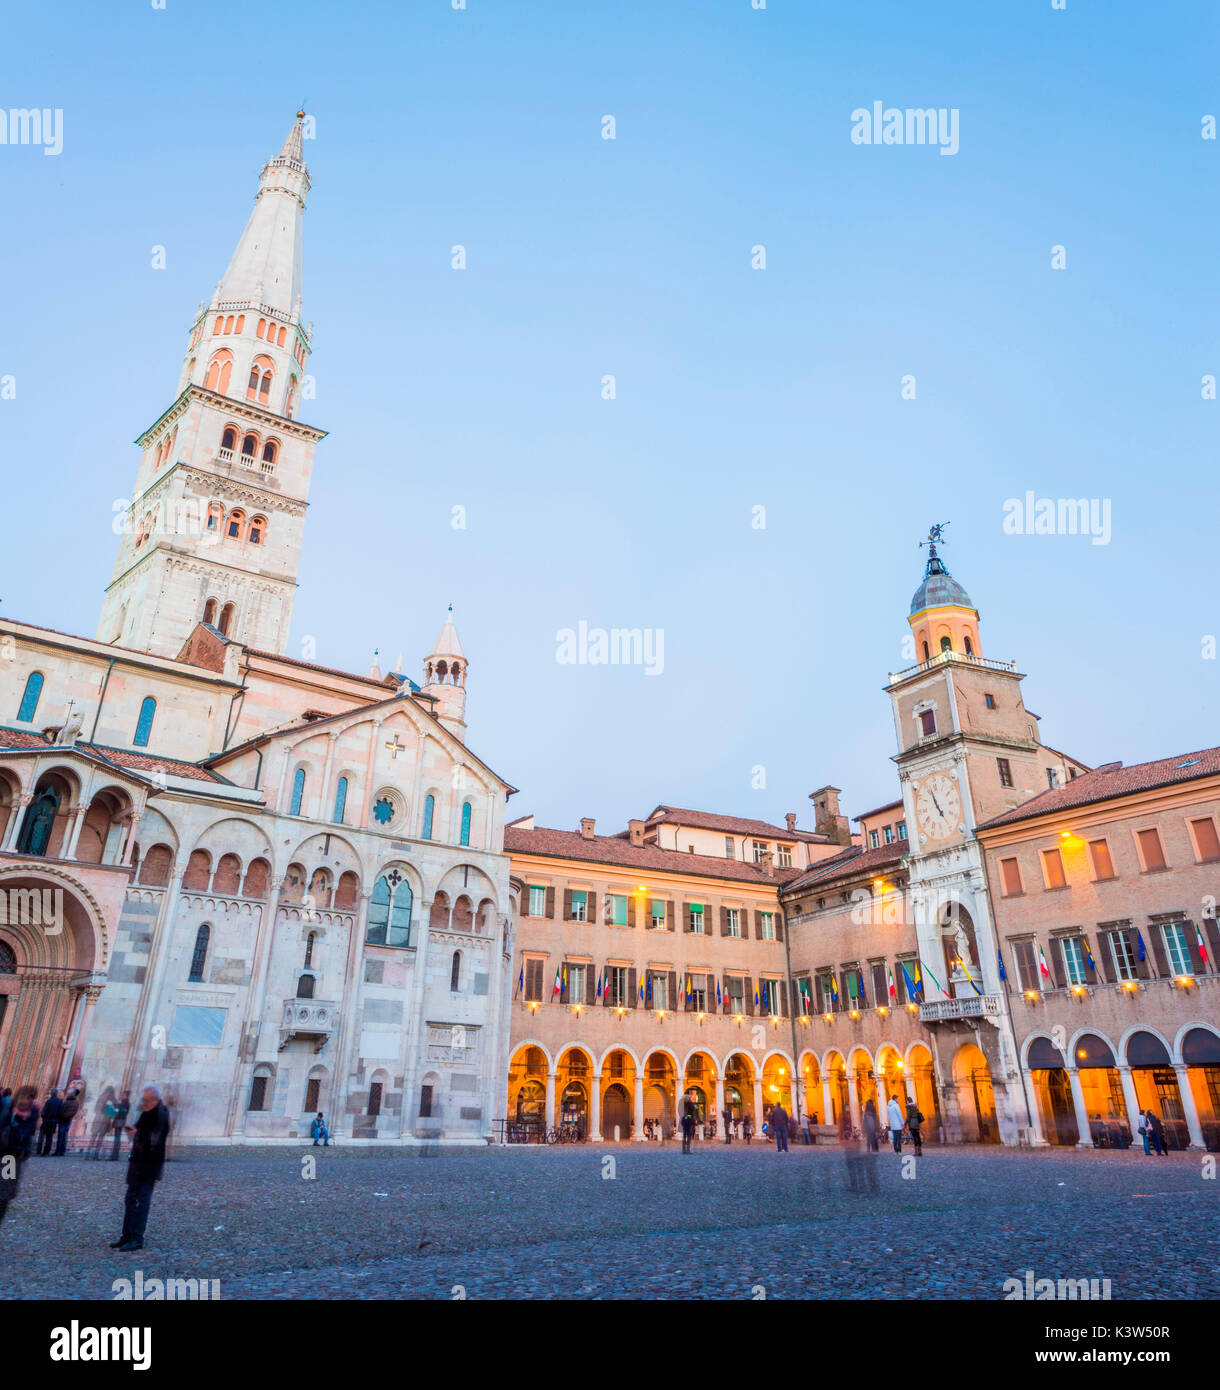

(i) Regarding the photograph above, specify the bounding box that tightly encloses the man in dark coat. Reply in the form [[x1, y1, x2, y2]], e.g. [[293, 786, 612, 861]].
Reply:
[[110, 1086, 170, 1252], [37, 1089, 61, 1156], [771, 1101, 789, 1152], [54, 1087, 79, 1156]]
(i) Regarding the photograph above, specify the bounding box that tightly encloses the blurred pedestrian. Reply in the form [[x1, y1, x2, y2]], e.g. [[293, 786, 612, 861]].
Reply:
[[110, 1091, 130, 1161], [110, 1086, 170, 1253], [862, 1099, 879, 1153], [742, 1114, 753, 1145], [887, 1095, 905, 1153], [771, 1100, 789, 1152], [55, 1087, 79, 1156], [0, 1087, 39, 1224], [1144, 1108, 1166, 1157]]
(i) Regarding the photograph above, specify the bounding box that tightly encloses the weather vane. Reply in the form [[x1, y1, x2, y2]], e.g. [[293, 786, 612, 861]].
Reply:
[[920, 521, 949, 552]]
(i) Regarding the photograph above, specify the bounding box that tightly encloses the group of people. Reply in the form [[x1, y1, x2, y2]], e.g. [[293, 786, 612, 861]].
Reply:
[[0, 1081, 171, 1251], [860, 1096, 925, 1155], [1140, 1107, 1169, 1155]]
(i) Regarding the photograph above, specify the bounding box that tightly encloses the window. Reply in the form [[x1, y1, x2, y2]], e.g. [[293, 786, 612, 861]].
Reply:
[[758, 912, 776, 942], [527, 886, 546, 918], [921, 641, 930, 662], [897, 822, 907, 841], [606, 894, 628, 926], [649, 899, 666, 930], [1136, 828, 1167, 872], [564, 963, 585, 1002], [421, 794, 435, 840], [651, 972, 669, 1010], [777, 845, 792, 868], [305, 1078, 321, 1113], [332, 776, 348, 824], [16, 671, 43, 723], [869, 830, 879, 850], [1190, 816, 1220, 862], [725, 907, 741, 938], [368, 873, 413, 948], [290, 768, 306, 816], [726, 977, 745, 1013], [919, 710, 936, 736], [724, 836, 735, 859], [883, 825, 893, 844], [460, 801, 472, 847], [984, 693, 996, 710], [570, 889, 588, 922], [218, 602, 235, 636], [368, 1082, 382, 1117], [188, 924, 210, 982], [419, 1085, 433, 1119], [450, 951, 462, 991], [248, 516, 265, 545], [1162, 921, 1192, 976], [249, 1074, 269, 1111], [1060, 936, 1087, 986], [1041, 847, 1066, 889], [751, 840, 768, 863], [523, 957, 544, 1002], [997, 758, 1013, 788], [1109, 929, 1137, 982], [296, 973, 315, 999], [1046, 768, 1058, 790], [133, 696, 156, 747], [999, 857, 1023, 897], [939, 636, 952, 653], [759, 979, 779, 1014], [1011, 939, 1039, 992], [304, 932, 316, 969], [1088, 838, 1115, 880], [606, 965, 627, 1006], [688, 903, 705, 933]]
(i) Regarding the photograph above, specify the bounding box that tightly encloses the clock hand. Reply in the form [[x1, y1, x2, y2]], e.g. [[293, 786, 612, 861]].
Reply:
[[930, 792, 943, 817]]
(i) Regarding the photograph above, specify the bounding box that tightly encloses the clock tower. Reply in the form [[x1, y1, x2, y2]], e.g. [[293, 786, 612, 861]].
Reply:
[[886, 525, 1083, 1145]]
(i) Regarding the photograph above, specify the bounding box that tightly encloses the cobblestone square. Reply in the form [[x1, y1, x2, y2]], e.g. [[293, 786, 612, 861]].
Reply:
[[3, 1142, 1216, 1300]]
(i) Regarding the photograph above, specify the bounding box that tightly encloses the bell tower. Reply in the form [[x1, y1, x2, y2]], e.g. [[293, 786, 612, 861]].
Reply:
[[421, 606, 468, 740], [98, 113, 325, 658]]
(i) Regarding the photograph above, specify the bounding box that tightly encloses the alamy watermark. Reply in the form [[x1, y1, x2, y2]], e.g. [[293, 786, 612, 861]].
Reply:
[[1002, 493, 1111, 545], [0, 886, 63, 933], [1, 108, 63, 156], [851, 102, 959, 156], [556, 622, 664, 676]]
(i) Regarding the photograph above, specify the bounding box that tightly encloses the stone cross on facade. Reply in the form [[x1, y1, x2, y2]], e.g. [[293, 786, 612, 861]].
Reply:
[[384, 734, 405, 759]]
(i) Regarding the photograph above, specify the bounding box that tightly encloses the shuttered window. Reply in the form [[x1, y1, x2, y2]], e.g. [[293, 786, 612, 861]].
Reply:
[[1041, 848, 1066, 889], [1088, 839, 1115, 879], [1000, 857, 1023, 896], [1190, 817, 1220, 862], [1137, 828, 1167, 871]]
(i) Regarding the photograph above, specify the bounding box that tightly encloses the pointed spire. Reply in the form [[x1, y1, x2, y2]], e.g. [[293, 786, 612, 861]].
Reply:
[[366, 647, 381, 680], [428, 604, 465, 661], [278, 110, 307, 166]]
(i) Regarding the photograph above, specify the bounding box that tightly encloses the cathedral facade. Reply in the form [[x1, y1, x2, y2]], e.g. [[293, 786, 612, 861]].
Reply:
[[0, 116, 516, 1144]]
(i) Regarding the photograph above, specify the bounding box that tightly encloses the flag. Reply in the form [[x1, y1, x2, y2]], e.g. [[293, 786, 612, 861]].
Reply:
[[717, 979, 722, 1009], [887, 967, 896, 1001], [919, 959, 943, 998], [1136, 929, 1147, 964], [996, 948, 1007, 984], [515, 964, 523, 999], [1196, 924, 1209, 967], [857, 969, 868, 1007], [685, 974, 692, 1005], [596, 971, 603, 1000], [1081, 937, 1096, 974], [645, 974, 652, 1006], [962, 970, 982, 997], [753, 982, 760, 1008], [1038, 944, 1051, 979], [829, 973, 839, 1006], [552, 968, 561, 997], [899, 960, 917, 1001]]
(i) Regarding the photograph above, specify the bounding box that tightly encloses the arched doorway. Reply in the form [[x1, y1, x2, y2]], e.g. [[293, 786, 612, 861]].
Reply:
[[724, 1052, 755, 1130], [906, 1043, 939, 1135], [1073, 1033, 1130, 1146], [507, 1044, 548, 1142], [683, 1052, 716, 1134], [952, 1041, 998, 1143], [823, 1050, 849, 1127], [849, 1047, 876, 1127], [1182, 1027, 1220, 1151], [556, 1047, 592, 1140], [1028, 1036, 1077, 1146], [1126, 1031, 1187, 1150], [643, 1051, 675, 1136], [762, 1054, 792, 1116], [601, 1049, 635, 1140], [876, 1045, 906, 1115], [800, 1053, 822, 1124]]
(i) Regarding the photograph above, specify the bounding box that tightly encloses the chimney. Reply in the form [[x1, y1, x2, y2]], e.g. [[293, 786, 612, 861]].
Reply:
[[758, 849, 774, 877], [579, 817, 596, 840], [785, 812, 797, 833], [809, 785, 851, 845], [628, 819, 645, 847]]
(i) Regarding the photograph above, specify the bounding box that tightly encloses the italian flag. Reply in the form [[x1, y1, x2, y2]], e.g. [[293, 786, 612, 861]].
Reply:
[[1196, 925, 1209, 967], [1038, 944, 1051, 979], [552, 968, 561, 997], [887, 966, 896, 1001]]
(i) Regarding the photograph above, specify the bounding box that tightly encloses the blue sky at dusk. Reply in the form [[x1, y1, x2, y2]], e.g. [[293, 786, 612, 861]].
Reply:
[[2, 1, 1218, 833]]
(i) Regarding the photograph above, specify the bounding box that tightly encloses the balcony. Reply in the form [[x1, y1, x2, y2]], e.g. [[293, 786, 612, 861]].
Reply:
[[888, 650, 1019, 686], [918, 994, 1001, 1023], [279, 998, 338, 1052]]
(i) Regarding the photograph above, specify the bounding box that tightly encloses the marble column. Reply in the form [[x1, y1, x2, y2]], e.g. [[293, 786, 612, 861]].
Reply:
[[753, 1077, 764, 1129], [1067, 1068, 1095, 1149], [1174, 1065, 1206, 1150], [545, 1071, 556, 1131], [633, 1073, 645, 1141], [589, 1071, 602, 1142], [822, 1075, 834, 1128], [1117, 1066, 1141, 1141]]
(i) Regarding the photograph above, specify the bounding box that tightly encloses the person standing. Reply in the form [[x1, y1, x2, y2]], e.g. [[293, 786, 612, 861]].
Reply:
[[770, 1100, 789, 1153], [55, 1087, 79, 1156], [905, 1097, 924, 1156], [722, 1107, 733, 1145], [862, 1099, 879, 1153], [887, 1095, 905, 1153], [680, 1098, 695, 1155], [742, 1114, 753, 1145], [110, 1086, 170, 1252], [0, 1088, 39, 1223], [110, 1092, 131, 1161], [37, 1089, 61, 1156], [1144, 1108, 1166, 1157]]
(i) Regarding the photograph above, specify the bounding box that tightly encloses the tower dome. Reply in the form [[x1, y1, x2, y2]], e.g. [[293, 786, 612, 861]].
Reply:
[[909, 549, 973, 617], [907, 525, 982, 662]]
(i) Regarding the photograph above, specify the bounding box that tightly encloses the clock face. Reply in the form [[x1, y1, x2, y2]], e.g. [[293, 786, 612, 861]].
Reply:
[[915, 773, 961, 842]]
